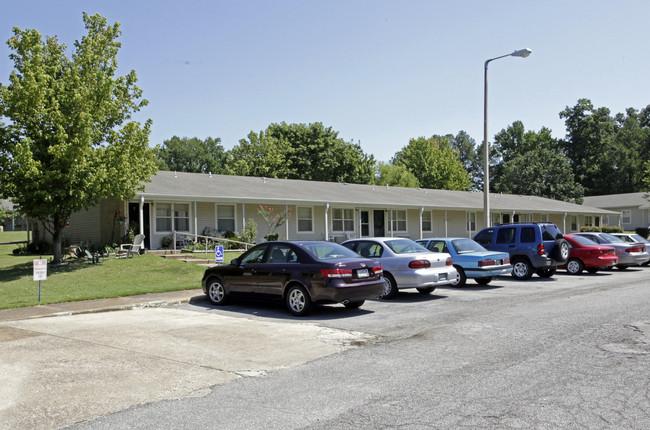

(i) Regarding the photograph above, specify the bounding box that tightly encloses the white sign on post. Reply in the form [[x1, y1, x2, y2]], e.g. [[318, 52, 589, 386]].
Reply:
[[33, 259, 48, 281], [215, 245, 224, 263]]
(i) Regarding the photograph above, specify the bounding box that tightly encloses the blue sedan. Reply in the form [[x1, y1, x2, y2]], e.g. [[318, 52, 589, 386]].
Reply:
[[416, 238, 512, 286]]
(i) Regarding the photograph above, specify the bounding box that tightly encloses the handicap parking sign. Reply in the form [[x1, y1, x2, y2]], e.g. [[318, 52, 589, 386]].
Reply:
[[215, 245, 224, 263]]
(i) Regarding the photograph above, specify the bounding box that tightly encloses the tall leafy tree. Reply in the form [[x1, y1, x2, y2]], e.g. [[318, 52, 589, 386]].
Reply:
[[225, 131, 292, 178], [448, 130, 482, 191], [0, 13, 157, 264], [392, 136, 471, 190], [266, 122, 375, 184], [155, 136, 226, 174], [373, 162, 419, 187]]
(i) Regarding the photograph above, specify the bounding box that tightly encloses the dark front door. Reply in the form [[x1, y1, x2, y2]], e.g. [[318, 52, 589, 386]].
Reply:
[[373, 210, 385, 237], [128, 203, 151, 249]]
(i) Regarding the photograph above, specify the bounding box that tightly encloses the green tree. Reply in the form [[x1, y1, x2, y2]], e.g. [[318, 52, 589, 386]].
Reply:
[[448, 131, 482, 191], [266, 122, 375, 183], [494, 148, 584, 203], [392, 136, 471, 190], [225, 131, 293, 178], [155, 136, 226, 174], [0, 13, 157, 264], [373, 162, 420, 187]]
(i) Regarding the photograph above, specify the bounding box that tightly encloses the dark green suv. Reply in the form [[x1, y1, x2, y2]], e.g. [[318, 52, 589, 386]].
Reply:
[[473, 223, 570, 280]]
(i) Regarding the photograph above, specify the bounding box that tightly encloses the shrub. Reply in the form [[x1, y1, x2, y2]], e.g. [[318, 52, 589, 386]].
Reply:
[[635, 227, 649, 239], [601, 226, 623, 234], [580, 226, 601, 232], [241, 218, 257, 244], [264, 233, 279, 241]]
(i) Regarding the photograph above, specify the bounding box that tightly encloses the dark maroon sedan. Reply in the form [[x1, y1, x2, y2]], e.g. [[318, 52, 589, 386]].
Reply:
[[560, 234, 618, 275], [201, 241, 385, 316]]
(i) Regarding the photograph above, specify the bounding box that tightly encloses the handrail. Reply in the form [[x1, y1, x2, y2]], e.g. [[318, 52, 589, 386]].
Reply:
[[172, 231, 254, 254]]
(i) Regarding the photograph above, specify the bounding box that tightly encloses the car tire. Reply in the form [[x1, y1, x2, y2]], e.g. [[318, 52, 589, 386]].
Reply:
[[451, 266, 466, 287], [475, 277, 492, 285], [586, 268, 598, 274], [536, 268, 556, 278], [511, 258, 533, 280], [285, 285, 312, 316], [381, 273, 399, 299], [206, 277, 228, 305], [416, 287, 435, 294], [343, 300, 365, 309], [552, 238, 570, 263], [566, 258, 584, 275]]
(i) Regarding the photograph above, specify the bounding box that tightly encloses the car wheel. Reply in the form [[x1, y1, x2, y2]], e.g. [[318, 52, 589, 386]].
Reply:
[[616, 265, 629, 270], [552, 238, 570, 263], [511, 258, 533, 280], [416, 287, 435, 294], [451, 266, 466, 287], [381, 273, 398, 299], [536, 268, 556, 278], [285, 285, 312, 316], [566, 258, 584, 275], [343, 300, 365, 309], [206, 277, 228, 305], [475, 277, 492, 285], [586, 268, 598, 274]]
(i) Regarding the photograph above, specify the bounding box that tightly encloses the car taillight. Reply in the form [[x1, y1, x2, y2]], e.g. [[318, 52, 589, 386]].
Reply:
[[478, 259, 495, 267], [503, 257, 510, 264], [537, 243, 545, 255], [409, 260, 431, 269], [321, 268, 353, 278], [626, 246, 645, 253], [446, 256, 453, 266], [372, 265, 383, 275]]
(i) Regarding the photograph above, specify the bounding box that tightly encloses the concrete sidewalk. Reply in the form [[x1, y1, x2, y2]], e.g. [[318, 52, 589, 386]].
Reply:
[[0, 288, 205, 322]]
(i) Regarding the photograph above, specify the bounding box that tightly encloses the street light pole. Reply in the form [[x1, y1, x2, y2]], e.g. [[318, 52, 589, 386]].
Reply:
[[483, 48, 531, 228]]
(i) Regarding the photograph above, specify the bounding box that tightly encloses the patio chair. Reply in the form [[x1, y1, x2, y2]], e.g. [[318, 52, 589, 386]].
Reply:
[[120, 233, 145, 258]]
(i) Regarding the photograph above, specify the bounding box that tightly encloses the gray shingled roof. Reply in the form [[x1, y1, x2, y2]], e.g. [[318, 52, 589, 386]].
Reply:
[[583, 192, 650, 209], [139, 171, 617, 215]]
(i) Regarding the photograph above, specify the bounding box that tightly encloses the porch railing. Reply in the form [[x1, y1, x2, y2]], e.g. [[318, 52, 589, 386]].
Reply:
[[172, 231, 254, 257]]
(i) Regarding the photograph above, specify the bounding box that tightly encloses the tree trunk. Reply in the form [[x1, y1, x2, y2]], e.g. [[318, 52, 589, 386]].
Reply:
[[51, 215, 66, 265]]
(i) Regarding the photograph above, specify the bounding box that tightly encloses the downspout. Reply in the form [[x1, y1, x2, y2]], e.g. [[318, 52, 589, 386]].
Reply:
[[444, 210, 448, 237], [563, 212, 567, 233], [139, 196, 144, 236], [390, 209, 394, 237], [242, 203, 246, 233], [419, 207, 424, 240], [194, 201, 198, 238], [324, 203, 329, 241], [285, 204, 289, 240]]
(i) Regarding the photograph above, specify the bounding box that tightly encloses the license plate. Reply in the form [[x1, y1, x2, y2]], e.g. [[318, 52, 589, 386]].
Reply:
[[357, 269, 369, 278], [495, 259, 502, 265], [440, 273, 447, 280]]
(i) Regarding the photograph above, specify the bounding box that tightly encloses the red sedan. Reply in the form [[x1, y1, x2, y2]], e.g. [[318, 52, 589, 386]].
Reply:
[[560, 234, 618, 275]]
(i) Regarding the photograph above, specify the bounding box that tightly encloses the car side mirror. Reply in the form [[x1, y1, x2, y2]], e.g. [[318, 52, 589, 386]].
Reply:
[[231, 258, 239, 265]]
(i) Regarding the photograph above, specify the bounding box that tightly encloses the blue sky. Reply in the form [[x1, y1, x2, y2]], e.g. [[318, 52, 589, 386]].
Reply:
[[1, 0, 648, 162]]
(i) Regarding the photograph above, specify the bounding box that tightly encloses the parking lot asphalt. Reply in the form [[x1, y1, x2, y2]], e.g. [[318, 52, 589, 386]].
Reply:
[[0, 288, 206, 322]]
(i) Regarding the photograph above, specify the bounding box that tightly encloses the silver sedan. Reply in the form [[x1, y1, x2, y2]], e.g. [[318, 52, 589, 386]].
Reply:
[[574, 232, 649, 269], [342, 237, 458, 299]]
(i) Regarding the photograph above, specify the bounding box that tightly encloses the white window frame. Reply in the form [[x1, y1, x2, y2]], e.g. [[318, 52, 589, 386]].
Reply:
[[466, 212, 476, 233], [421, 210, 432, 232], [570, 215, 578, 231], [332, 208, 355, 232], [155, 202, 191, 233], [391, 209, 407, 232], [584, 215, 594, 227], [621, 210, 631, 225], [215, 204, 237, 233], [296, 206, 314, 233]]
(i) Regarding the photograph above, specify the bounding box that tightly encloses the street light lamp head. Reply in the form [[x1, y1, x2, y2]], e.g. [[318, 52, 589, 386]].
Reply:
[[511, 48, 532, 58]]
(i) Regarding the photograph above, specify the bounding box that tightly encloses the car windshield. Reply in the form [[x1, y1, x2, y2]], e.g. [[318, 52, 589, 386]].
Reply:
[[451, 238, 487, 254], [541, 224, 564, 240], [571, 235, 600, 246], [600, 233, 624, 243], [384, 239, 429, 254], [299, 242, 360, 260]]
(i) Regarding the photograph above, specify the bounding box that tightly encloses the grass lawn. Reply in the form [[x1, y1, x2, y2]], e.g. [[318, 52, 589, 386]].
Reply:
[[0, 231, 232, 310]]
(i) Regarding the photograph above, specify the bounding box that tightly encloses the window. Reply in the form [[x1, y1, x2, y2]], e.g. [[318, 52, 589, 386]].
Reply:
[[216, 205, 235, 232], [267, 244, 299, 263], [571, 216, 578, 231], [539, 213, 548, 222], [332, 208, 354, 232], [466, 212, 476, 232], [156, 203, 190, 233], [474, 229, 493, 245], [584, 216, 594, 227], [521, 227, 536, 243], [391, 210, 406, 232], [496, 227, 516, 244], [492, 213, 501, 226], [422, 211, 432, 231], [622, 210, 631, 225], [297, 207, 313, 233]]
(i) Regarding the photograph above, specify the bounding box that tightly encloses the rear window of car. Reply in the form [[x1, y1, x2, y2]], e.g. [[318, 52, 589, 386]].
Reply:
[[451, 239, 485, 254], [571, 235, 599, 246], [384, 239, 428, 254], [300, 243, 360, 260], [541, 224, 563, 240]]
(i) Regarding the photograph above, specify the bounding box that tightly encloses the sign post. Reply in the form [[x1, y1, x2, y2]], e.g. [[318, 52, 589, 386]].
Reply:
[[215, 245, 224, 263], [33, 259, 47, 302]]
